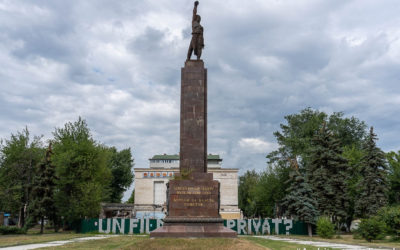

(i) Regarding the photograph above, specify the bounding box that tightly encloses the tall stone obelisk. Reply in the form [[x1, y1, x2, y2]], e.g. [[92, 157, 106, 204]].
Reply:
[[150, 1, 236, 238]]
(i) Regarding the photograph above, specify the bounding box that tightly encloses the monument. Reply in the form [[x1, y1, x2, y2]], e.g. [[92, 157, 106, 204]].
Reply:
[[150, 1, 236, 238]]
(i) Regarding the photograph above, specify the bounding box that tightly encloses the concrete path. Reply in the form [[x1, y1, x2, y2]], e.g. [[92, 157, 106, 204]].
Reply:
[[0, 235, 118, 250], [254, 236, 394, 250]]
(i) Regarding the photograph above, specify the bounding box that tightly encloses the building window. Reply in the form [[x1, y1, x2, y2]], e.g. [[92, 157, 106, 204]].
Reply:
[[153, 181, 166, 205]]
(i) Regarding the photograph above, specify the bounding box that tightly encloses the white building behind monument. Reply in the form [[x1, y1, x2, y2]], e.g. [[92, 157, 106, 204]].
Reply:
[[134, 154, 240, 219]]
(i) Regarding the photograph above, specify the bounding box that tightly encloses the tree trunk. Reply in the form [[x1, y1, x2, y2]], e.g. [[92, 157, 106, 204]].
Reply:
[[40, 217, 44, 234], [307, 223, 313, 237], [18, 206, 25, 228]]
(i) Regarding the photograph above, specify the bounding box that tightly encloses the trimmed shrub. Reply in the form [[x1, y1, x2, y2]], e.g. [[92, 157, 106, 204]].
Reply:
[[316, 217, 335, 238], [377, 205, 400, 239], [358, 217, 386, 242], [0, 226, 26, 235]]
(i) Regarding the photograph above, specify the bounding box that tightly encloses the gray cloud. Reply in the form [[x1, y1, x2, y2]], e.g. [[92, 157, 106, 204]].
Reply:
[[1, 0, 400, 200]]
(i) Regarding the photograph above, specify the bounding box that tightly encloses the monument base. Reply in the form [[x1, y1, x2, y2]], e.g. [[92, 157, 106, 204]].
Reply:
[[150, 173, 237, 238], [150, 219, 236, 238]]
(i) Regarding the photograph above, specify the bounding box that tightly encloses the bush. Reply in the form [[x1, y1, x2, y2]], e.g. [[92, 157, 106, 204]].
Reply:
[[358, 217, 386, 242], [0, 226, 26, 235], [316, 217, 335, 238], [377, 205, 400, 239]]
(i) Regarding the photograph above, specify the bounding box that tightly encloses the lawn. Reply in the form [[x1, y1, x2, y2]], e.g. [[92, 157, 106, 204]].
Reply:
[[275, 234, 400, 249], [36, 235, 333, 250], [0, 231, 85, 247]]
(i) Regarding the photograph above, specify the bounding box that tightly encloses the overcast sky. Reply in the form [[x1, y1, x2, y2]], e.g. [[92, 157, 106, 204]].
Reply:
[[1, 0, 400, 201]]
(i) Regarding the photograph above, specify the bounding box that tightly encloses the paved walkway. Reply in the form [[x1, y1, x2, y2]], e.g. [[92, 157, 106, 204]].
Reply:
[[254, 236, 394, 250], [0, 235, 118, 250]]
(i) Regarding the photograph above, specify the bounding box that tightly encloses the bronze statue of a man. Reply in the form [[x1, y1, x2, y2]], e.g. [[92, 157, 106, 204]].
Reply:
[[187, 1, 204, 60]]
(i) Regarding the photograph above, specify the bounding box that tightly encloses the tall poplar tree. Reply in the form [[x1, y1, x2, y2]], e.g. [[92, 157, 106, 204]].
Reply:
[[308, 123, 350, 225], [355, 127, 388, 218]]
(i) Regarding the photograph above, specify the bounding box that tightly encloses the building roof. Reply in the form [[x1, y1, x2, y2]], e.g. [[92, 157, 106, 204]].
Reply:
[[150, 154, 222, 161]]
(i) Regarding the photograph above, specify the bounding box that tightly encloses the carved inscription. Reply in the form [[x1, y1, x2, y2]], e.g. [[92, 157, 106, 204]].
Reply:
[[168, 179, 219, 217], [172, 186, 216, 207], [174, 186, 214, 195]]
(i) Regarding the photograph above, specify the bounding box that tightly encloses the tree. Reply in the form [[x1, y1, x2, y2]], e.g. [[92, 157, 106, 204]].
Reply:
[[268, 108, 366, 164], [127, 189, 135, 204], [355, 127, 388, 218], [307, 123, 350, 225], [386, 151, 400, 205], [29, 143, 58, 233], [106, 147, 134, 203], [238, 170, 260, 218], [0, 127, 44, 228], [342, 145, 364, 229], [52, 117, 112, 229], [255, 164, 290, 218], [282, 159, 318, 236]]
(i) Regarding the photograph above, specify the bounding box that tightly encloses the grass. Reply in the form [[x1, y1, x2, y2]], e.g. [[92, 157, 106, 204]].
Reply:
[[4, 232, 398, 249], [243, 236, 333, 250], [38, 235, 267, 250], [36, 235, 338, 250], [0, 231, 85, 247], [275, 234, 400, 249]]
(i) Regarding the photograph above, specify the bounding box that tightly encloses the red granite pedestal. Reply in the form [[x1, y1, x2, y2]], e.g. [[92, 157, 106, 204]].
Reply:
[[150, 173, 236, 237], [150, 60, 236, 238]]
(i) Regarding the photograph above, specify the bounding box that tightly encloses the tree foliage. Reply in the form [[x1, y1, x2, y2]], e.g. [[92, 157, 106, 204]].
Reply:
[[282, 166, 318, 225], [307, 123, 350, 224], [355, 127, 388, 218], [0, 128, 44, 227], [127, 189, 135, 204], [106, 147, 134, 203], [238, 170, 259, 218], [52, 117, 112, 228], [29, 144, 58, 233], [386, 151, 400, 205]]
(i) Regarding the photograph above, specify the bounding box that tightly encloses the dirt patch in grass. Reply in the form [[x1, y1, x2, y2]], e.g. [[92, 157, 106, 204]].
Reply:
[[40, 235, 268, 250], [131, 237, 267, 250], [243, 236, 331, 250]]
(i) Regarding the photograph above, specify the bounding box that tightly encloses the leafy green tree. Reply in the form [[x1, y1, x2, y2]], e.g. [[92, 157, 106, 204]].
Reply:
[[106, 147, 134, 203], [355, 127, 388, 218], [266, 108, 367, 228], [342, 145, 364, 229], [267, 108, 366, 172], [126, 189, 135, 204], [238, 170, 260, 218], [52, 118, 112, 229], [282, 162, 318, 236], [255, 165, 290, 218], [386, 151, 400, 205], [308, 123, 350, 225], [0, 128, 44, 228], [29, 143, 58, 233]]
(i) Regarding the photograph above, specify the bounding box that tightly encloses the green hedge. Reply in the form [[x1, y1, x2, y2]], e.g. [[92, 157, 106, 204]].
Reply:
[[357, 217, 386, 242], [0, 226, 26, 235], [377, 205, 400, 239], [316, 217, 335, 238]]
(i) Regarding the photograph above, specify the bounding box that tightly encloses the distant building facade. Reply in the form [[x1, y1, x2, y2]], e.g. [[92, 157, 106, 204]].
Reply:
[[134, 154, 240, 219]]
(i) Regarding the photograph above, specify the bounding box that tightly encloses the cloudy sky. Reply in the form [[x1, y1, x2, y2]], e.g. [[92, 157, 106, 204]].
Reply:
[[1, 0, 400, 200]]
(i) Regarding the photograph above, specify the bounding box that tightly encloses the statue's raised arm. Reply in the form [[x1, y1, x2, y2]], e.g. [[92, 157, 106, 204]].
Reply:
[[187, 1, 204, 60], [192, 1, 198, 22]]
